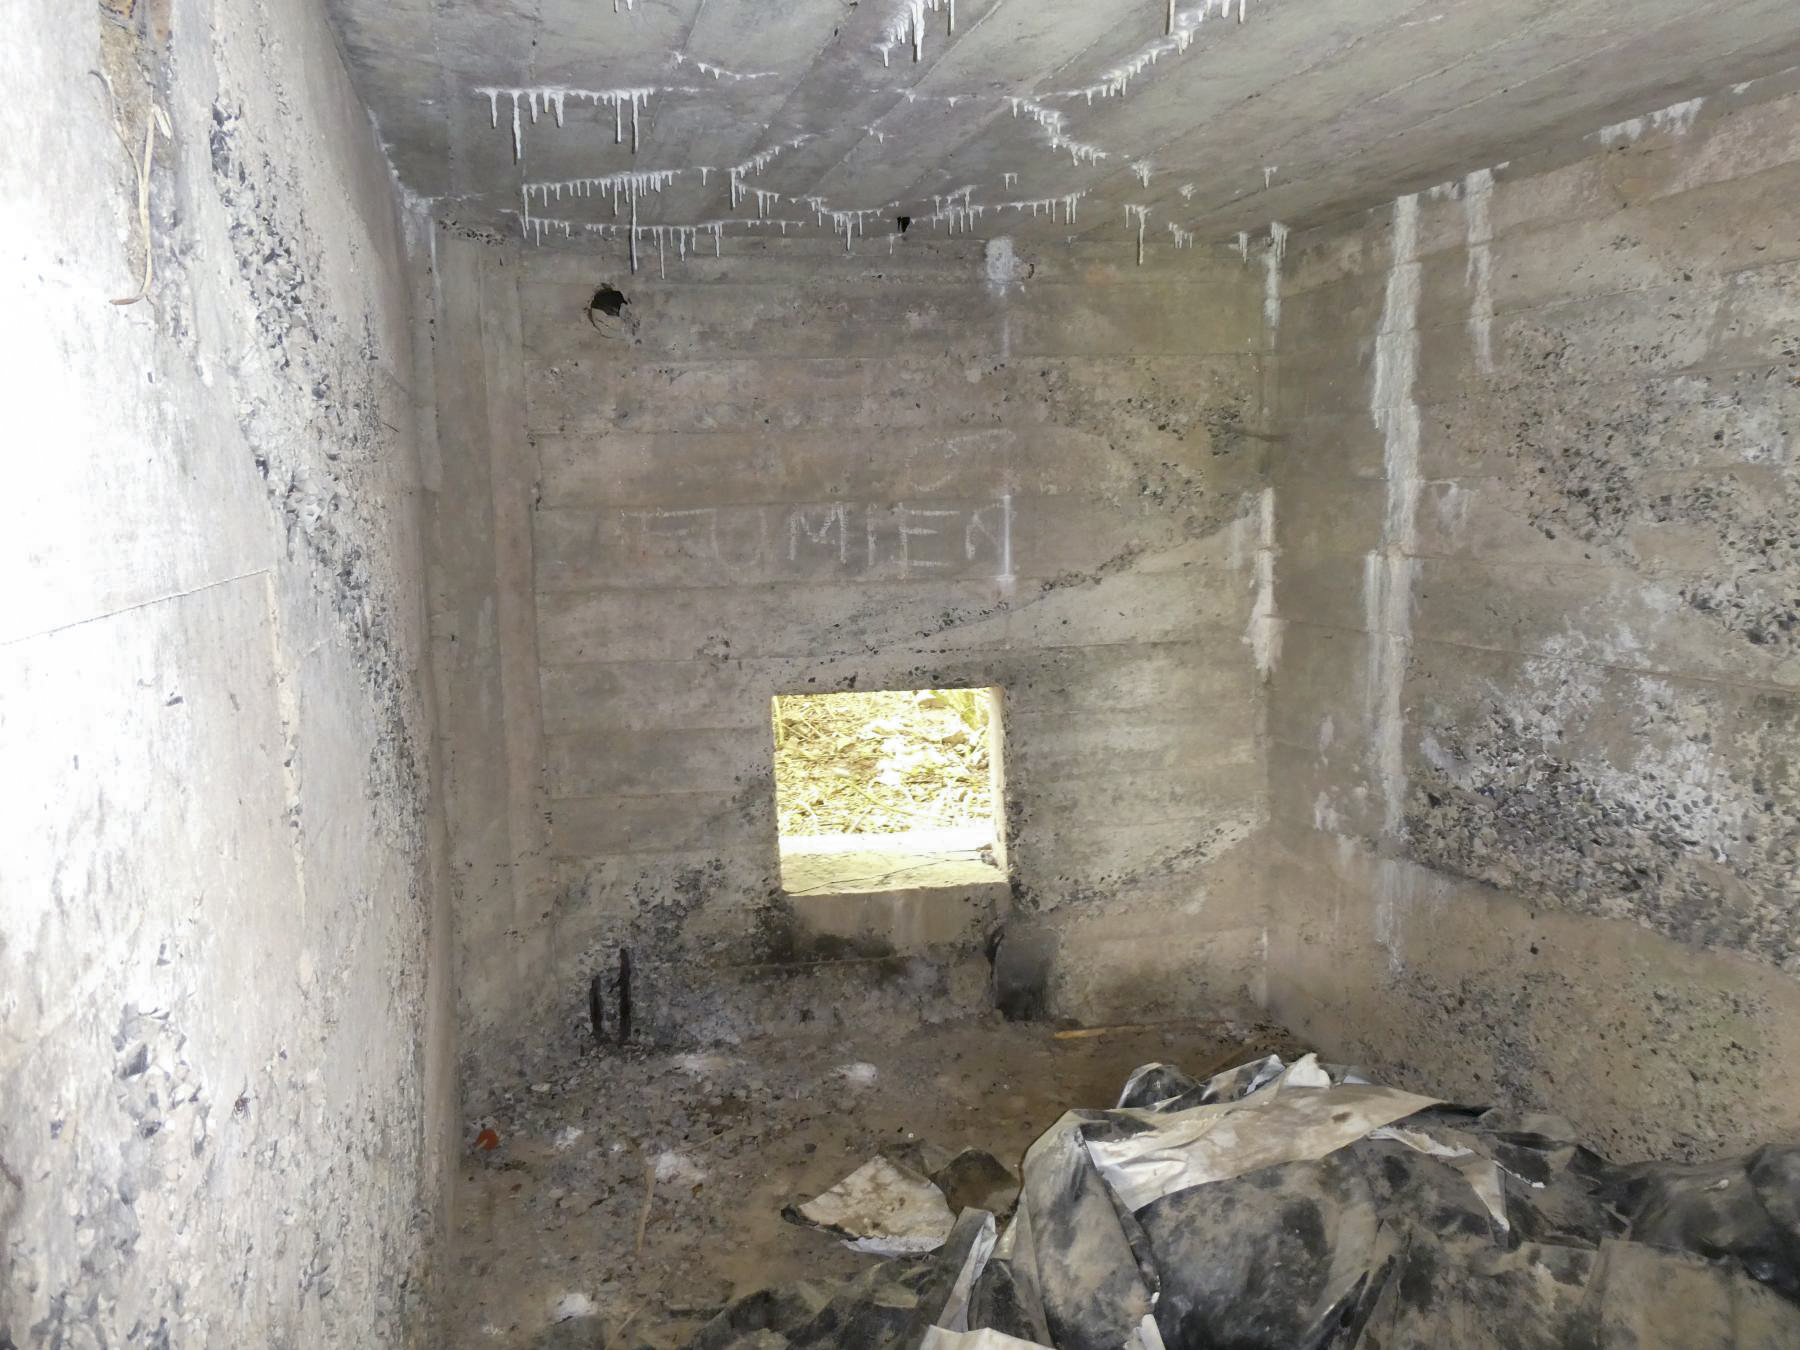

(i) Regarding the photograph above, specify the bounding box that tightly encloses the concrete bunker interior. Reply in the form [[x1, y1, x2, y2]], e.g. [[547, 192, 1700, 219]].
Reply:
[[6, 0, 1800, 1346]]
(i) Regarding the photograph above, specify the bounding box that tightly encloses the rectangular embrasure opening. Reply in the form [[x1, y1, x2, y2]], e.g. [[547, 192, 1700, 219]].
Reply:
[[771, 688, 1009, 897]]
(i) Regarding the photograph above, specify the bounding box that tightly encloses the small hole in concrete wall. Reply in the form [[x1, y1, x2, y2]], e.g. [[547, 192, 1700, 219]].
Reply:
[[896, 215, 912, 234], [771, 688, 1008, 897], [586, 284, 629, 335]]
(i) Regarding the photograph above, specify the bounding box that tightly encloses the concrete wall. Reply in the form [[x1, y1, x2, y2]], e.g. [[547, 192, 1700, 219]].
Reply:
[[443, 233, 1274, 1066], [1, 1, 449, 1345], [418, 231, 566, 1097], [1267, 82, 1800, 1160]]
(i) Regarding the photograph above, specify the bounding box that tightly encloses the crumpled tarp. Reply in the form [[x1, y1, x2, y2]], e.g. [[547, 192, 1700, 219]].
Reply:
[[692, 1053, 1800, 1350]]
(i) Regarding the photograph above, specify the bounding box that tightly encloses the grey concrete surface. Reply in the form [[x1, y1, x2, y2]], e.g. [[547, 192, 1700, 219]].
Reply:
[[0, 0, 450, 1345], [421, 230, 558, 1102], [326, 0, 1800, 261], [1264, 85, 1800, 1161]]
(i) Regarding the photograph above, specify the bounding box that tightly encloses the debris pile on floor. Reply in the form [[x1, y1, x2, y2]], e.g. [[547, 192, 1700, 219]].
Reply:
[[693, 1053, 1800, 1349]]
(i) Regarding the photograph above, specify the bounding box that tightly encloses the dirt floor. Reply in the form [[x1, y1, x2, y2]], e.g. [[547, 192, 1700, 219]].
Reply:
[[449, 1014, 1303, 1349]]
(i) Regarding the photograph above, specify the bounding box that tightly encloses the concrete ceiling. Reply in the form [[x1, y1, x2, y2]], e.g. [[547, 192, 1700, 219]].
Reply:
[[327, 0, 1800, 258]]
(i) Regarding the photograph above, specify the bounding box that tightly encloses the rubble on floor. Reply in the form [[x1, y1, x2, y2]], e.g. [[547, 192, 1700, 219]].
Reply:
[[451, 1016, 1301, 1350], [785, 1142, 1021, 1256], [694, 1054, 1800, 1349]]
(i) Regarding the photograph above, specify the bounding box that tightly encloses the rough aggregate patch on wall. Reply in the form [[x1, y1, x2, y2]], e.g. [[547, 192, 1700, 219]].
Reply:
[[1311, 93, 1800, 952], [1265, 82, 1800, 1156], [1404, 647, 1799, 964], [1432, 359, 1800, 655], [209, 101, 426, 810]]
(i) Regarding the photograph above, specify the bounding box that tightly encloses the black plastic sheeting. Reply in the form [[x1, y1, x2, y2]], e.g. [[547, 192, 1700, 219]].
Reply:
[[689, 1054, 1800, 1350]]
